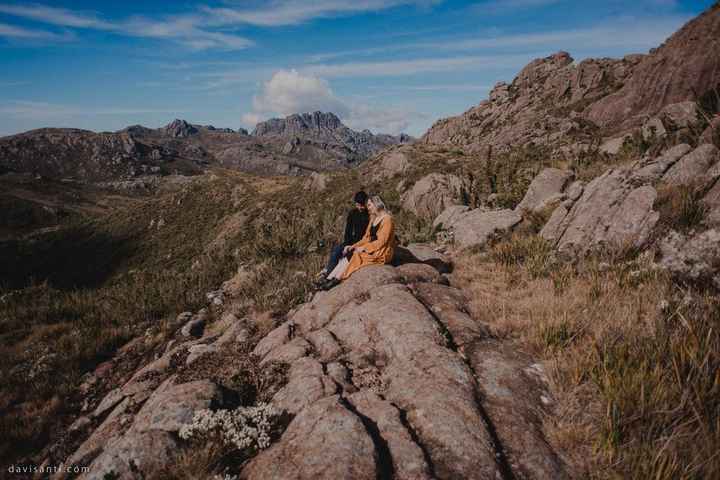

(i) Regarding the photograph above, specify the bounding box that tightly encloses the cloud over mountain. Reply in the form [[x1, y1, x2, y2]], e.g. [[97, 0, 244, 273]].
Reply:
[[243, 69, 413, 134]]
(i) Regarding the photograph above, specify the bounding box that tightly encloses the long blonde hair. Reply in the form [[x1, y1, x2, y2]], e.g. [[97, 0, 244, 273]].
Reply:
[[369, 195, 390, 215]]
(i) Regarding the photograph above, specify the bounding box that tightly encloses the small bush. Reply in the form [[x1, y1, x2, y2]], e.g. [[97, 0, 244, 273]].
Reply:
[[655, 183, 708, 233], [179, 403, 283, 452], [177, 403, 287, 476]]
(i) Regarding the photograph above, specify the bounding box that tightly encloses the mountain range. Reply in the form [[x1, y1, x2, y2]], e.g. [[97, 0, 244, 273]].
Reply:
[[0, 112, 412, 182]]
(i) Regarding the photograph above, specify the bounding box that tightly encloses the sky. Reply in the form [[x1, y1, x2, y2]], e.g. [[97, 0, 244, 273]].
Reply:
[[0, 0, 715, 137]]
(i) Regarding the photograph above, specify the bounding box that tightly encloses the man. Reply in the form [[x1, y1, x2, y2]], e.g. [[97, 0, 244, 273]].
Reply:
[[317, 191, 369, 280]]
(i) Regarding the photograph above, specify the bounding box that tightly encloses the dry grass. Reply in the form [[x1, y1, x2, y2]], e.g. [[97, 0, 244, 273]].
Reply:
[[655, 183, 709, 234], [454, 237, 720, 479]]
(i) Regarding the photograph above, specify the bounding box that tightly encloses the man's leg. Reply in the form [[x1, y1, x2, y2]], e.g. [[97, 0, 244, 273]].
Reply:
[[325, 244, 345, 273]]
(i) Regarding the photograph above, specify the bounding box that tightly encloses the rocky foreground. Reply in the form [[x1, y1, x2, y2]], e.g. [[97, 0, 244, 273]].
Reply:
[[55, 250, 568, 480]]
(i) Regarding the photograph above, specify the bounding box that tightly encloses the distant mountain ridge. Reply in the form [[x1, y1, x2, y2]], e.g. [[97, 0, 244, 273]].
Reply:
[[0, 113, 412, 182]]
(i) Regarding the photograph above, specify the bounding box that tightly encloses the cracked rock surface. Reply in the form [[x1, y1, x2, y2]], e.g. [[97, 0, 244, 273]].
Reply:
[[244, 264, 569, 480]]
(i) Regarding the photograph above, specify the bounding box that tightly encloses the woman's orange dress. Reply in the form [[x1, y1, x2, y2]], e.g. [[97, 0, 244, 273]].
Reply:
[[341, 215, 397, 280]]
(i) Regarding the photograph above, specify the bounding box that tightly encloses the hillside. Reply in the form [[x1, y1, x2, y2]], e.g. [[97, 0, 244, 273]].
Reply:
[[1, 4, 720, 480], [423, 2, 720, 157]]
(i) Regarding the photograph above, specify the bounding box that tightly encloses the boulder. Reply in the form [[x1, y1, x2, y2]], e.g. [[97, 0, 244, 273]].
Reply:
[[662, 144, 720, 187], [433, 204, 471, 230], [132, 380, 225, 433], [659, 229, 720, 287], [660, 101, 701, 129], [631, 143, 693, 184], [181, 317, 205, 338], [305, 329, 343, 362], [451, 208, 523, 249], [185, 344, 218, 365], [373, 150, 410, 180], [303, 172, 328, 192], [515, 168, 573, 213], [599, 135, 630, 155], [401, 173, 468, 220], [702, 177, 720, 226], [642, 117, 667, 140], [542, 169, 660, 255]]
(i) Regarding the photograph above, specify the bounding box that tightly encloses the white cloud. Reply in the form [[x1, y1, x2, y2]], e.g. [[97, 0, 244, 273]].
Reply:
[[243, 69, 414, 134], [414, 16, 690, 52], [0, 1, 443, 49], [204, 0, 441, 27], [344, 105, 416, 135], [0, 100, 187, 120], [302, 54, 535, 78], [248, 69, 350, 119], [0, 21, 72, 40], [306, 14, 690, 63], [0, 4, 111, 28], [0, 3, 252, 50]]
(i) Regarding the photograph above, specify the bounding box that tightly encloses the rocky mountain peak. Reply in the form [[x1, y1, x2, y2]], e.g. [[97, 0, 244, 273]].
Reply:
[[250, 111, 413, 165], [164, 119, 199, 138], [252, 111, 344, 137]]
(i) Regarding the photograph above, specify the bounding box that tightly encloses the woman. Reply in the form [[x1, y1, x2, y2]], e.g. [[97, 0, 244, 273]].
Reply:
[[321, 195, 397, 290]]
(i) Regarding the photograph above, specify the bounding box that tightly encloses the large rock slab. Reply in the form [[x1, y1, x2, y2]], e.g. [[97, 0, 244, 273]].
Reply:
[[515, 168, 573, 214], [468, 343, 570, 480], [325, 283, 500, 479], [452, 208, 523, 249], [542, 168, 660, 256], [347, 391, 433, 480]]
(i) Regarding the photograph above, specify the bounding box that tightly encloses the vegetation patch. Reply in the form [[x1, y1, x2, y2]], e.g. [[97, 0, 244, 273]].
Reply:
[[454, 251, 719, 479]]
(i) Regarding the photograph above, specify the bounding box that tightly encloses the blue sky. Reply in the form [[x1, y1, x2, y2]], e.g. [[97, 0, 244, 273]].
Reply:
[[0, 0, 715, 137]]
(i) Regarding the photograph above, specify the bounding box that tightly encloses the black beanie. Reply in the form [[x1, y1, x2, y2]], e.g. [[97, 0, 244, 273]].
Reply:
[[354, 191, 368, 204]]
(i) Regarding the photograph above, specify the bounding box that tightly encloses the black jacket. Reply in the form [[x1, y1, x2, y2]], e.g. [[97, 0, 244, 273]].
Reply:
[[344, 208, 370, 245]]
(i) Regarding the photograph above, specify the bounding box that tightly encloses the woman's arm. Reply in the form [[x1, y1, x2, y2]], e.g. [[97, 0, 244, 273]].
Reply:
[[359, 217, 394, 253]]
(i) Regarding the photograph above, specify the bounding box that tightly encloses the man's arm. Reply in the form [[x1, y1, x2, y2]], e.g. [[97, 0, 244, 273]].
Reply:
[[343, 211, 354, 245]]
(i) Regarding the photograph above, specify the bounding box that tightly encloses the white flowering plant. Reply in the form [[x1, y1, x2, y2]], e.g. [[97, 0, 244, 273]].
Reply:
[[179, 403, 282, 455]]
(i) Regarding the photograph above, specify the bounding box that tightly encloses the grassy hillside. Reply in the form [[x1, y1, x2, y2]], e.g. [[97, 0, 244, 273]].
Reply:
[[1, 134, 718, 478]]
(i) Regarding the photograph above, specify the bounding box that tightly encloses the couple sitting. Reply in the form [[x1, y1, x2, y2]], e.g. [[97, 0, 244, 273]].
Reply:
[[316, 191, 397, 290]]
